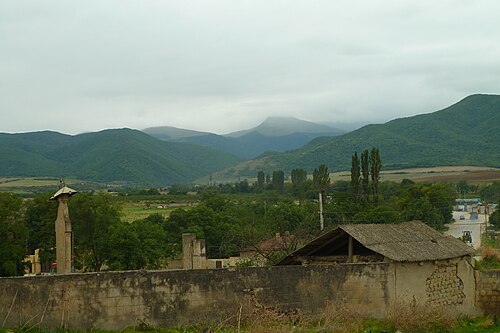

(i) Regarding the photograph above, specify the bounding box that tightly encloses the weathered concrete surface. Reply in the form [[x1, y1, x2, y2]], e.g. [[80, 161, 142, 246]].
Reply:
[[0, 265, 393, 330], [476, 269, 500, 316], [394, 257, 478, 316], [1, 262, 491, 330]]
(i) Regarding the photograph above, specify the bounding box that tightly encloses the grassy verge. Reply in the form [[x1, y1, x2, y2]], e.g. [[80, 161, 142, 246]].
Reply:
[[1, 314, 498, 333], [477, 235, 500, 270]]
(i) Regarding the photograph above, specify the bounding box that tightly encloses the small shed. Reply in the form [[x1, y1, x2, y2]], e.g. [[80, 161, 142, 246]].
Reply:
[[277, 221, 478, 314], [278, 221, 474, 265]]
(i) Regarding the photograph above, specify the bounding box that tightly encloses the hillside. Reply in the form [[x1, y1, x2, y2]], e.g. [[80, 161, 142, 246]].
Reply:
[[213, 94, 500, 178], [0, 129, 243, 185], [144, 117, 344, 159], [142, 126, 208, 140]]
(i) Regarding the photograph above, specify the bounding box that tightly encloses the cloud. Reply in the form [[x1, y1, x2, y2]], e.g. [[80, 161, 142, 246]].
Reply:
[[1, 0, 500, 134]]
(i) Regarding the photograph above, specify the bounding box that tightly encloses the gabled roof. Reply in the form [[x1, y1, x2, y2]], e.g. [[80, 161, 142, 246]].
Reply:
[[240, 232, 295, 253], [277, 221, 475, 265], [50, 186, 78, 200]]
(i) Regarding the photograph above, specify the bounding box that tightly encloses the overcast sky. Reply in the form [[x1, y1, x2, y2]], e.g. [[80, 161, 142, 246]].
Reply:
[[1, 1, 499, 135]]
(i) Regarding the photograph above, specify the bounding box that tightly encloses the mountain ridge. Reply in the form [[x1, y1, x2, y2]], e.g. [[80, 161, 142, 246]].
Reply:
[[0, 128, 243, 185], [144, 116, 345, 159], [210, 94, 500, 179]]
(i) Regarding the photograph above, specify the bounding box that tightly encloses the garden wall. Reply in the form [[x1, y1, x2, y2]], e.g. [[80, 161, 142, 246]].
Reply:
[[476, 269, 500, 316], [1, 263, 492, 330], [0, 265, 393, 330]]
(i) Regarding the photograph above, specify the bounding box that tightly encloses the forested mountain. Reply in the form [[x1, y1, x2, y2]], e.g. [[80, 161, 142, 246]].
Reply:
[[0, 129, 243, 185], [214, 94, 500, 177], [144, 117, 344, 159]]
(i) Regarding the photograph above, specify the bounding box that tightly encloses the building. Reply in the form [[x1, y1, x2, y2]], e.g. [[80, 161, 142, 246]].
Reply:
[[278, 221, 478, 314], [239, 232, 295, 266]]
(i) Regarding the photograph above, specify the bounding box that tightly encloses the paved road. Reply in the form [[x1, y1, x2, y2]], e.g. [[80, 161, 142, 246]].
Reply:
[[445, 211, 486, 249]]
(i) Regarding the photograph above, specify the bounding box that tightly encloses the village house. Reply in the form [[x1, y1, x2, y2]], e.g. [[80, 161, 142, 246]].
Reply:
[[239, 231, 295, 266]]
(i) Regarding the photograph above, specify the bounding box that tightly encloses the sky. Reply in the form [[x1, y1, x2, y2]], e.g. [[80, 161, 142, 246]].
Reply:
[[1, 1, 500, 135]]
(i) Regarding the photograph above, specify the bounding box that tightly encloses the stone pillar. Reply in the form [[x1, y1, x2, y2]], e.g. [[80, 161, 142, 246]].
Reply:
[[192, 239, 207, 269], [182, 233, 196, 270], [182, 233, 208, 269], [55, 194, 73, 274], [51, 186, 77, 274], [33, 249, 42, 274]]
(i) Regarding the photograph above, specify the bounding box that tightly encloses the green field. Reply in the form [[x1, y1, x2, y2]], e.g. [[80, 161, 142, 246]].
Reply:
[[121, 201, 193, 222], [0, 177, 91, 195], [329, 166, 500, 185]]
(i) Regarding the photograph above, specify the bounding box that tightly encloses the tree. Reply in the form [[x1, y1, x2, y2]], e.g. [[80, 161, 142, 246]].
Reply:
[[107, 218, 167, 270], [370, 148, 382, 205], [291, 168, 307, 188], [490, 203, 500, 230], [456, 180, 478, 195], [350, 152, 361, 203], [313, 164, 330, 205], [361, 149, 370, 205], [70, 192, 122, 271], [480, 182, 500, 203], [25, 193, 58, 264], [272, 170, 285, 193], [236, 179, 250, 193], [398, 183, 454, 230], [0, 192, 27, 276], [257, 171, 265, 191]]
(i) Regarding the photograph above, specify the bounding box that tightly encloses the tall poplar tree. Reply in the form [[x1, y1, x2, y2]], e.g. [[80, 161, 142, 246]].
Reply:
[[257, 171, 265, 191], [370, 148, 382, 205], [350, 152, 361, 203], [291, 168, 307, 188], [272, 170, 285, 192], [313, 164, 330, 203], [361, 149, 370, 205]]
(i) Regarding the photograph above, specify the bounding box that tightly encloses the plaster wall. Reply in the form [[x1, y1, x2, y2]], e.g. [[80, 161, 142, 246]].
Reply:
[[393, 257, 478, 316]]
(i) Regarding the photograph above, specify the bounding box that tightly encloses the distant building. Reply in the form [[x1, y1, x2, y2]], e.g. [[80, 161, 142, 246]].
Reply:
[[239, 232, 295, 266], [455, 198, 481, 212]]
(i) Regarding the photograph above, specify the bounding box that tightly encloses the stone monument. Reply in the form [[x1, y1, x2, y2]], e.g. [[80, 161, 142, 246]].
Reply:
[[50, 182, 77, 274]]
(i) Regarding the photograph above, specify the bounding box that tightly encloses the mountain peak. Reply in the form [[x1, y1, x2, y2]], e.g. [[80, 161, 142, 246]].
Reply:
[[227, 116, 344, 137]]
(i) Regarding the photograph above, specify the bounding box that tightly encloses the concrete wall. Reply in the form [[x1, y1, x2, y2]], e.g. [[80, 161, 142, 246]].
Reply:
[[0, 264, 393, 330], [476, 270, 500, 316], [0, 261, 491, 330]]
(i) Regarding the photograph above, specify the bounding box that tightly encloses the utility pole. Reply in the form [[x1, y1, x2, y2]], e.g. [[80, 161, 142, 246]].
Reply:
[[319, 192, 324, 231]]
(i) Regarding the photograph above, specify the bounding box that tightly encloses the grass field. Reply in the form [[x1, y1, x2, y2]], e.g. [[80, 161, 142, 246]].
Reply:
[[0, 177, 88, 195], [330, 166, 500, 184], [0, 177, 126, 195], [1, 166, 499, 196], [121, 201, 192, 222]]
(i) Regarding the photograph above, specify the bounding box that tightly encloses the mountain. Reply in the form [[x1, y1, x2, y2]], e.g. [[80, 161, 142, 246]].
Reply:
[[226, 116, 343, 137], [0, 129, 243, 185], [212, 94, 500, 178], [142, 126, 208, 140], [144, 117, 345, 159]]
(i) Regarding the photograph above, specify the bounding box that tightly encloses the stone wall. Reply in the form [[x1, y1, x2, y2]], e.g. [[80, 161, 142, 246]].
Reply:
[[476, 270, 500, 316], [0, 264, 393, 330], [392, 257, 478, 316]]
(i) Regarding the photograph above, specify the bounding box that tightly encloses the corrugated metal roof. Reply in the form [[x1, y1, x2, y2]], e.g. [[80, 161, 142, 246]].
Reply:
[[277, 221, 474, 265]]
